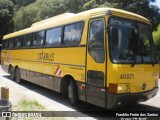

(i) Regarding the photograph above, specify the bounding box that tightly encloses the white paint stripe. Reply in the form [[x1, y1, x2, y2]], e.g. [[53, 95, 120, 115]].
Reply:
[[55, 67, 63, 76], [101, 89, 105, 92], [56, 68, 61, 76]]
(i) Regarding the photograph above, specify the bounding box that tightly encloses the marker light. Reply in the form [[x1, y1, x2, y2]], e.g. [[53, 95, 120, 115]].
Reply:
[[124, 85, 129, 92]]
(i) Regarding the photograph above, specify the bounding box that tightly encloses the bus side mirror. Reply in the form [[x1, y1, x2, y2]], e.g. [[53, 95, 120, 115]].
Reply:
[[106, 22, 118, 31], [109, 26, 118, 46]]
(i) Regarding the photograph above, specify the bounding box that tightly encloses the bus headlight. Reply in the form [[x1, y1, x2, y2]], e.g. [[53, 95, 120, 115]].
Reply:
[[118, 85, 122, 92], [117, 84, 129, 93], [119, 84, 130, 93]]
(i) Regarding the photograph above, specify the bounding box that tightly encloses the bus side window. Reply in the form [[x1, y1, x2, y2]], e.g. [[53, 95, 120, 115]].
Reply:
[[8, 38, 15, 49], [24, 34, 32, 48], [3, 40, 8, 49], [45, 27, 62, 47], [32, 31, 45, 47], [63, 22, 83, 46], [15, 36, 22, 48]]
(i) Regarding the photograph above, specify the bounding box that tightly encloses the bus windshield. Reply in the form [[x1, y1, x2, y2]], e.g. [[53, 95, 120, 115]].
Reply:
[[109, 18, 157, 64]]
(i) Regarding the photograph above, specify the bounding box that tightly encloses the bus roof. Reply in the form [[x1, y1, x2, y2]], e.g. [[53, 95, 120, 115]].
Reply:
[[3, 8, 151, 40]]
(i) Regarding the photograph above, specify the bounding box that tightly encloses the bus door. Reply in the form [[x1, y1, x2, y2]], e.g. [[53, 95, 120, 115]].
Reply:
[[86, 18, 106, 107]]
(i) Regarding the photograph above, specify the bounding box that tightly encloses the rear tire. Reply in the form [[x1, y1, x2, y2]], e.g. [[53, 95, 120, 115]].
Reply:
[[9, 66, 14, 80], [15, 68, 22, 83], [68, 79, 78, 106]]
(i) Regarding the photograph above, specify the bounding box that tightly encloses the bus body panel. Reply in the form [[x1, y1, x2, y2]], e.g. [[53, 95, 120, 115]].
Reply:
[[1, 47, 86, 81], [117, 65, 158, 93]]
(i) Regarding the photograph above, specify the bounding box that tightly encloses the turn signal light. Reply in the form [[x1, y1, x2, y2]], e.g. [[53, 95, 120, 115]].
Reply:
[[109, 83, 117, 93]]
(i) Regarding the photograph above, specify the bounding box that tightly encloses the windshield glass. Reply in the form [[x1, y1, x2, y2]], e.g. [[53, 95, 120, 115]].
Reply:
[[109, 18, 156, 64]]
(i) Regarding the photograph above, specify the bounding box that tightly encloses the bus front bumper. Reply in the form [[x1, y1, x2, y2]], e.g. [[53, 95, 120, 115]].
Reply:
[[106, 87, 158, 109]]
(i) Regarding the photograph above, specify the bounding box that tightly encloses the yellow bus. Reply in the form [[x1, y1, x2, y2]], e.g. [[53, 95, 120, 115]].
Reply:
[[1, 8, 159, 109]]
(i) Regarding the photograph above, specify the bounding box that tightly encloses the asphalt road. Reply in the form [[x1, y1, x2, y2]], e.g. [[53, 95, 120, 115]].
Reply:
[[0, 66, 160, 120]]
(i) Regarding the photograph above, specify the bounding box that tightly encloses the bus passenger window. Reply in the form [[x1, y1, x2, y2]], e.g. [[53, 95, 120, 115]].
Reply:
[[15, 36, 22, 48], [24, 34, 32, 47], [3, 40, 8, 49], [33, 31, 44, 47], [63, 22, 83, 46], [89, 19, 105, 63], [46, 27, 61, 47], [8, 39, 14, 49]]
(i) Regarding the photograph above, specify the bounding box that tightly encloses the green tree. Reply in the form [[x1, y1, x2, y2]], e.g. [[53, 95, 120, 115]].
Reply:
[[13, 0, 67, 31], [13, 6, 38, 30], [83, 0, 160, 31], [82, 0, 117, 10], [112, 0, 160, 31], [10, 0, 36, 9], [64, 0, 88, 12], [153, 25, 160, 46], [153, 25, 160, 62], [13, 0, 160, 32], [0, 0, 14, 42]]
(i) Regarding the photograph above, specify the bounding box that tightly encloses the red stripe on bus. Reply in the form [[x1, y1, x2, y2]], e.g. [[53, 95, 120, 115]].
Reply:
[[54, 66, 59, 75]]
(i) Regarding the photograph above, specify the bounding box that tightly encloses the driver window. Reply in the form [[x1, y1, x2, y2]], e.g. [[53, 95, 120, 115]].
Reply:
[[88, 19, 105, 63]]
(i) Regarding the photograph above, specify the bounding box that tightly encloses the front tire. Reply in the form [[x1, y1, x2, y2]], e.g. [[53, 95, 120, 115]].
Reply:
[[15, 68, 22, 83], [68, 79, 78, 106]]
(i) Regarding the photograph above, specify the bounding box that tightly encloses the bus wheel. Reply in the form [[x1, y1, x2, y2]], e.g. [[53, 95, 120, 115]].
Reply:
[[9, 66, 14, 80], [68, 79, 78, 106], [15, 68, 22, 83]]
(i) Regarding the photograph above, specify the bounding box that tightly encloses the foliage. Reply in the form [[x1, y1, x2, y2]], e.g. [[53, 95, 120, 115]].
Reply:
[[64, 0, 87, 13], [0, 0, 14, 42], [153, 25, 160, 47], [13, 99, 57, 120], [18, 99, 45, 111], [82, 0, 99, 10], [10, 0, 36, 9], [153, 25, 160, 62], [13, 0, 68, 31], [83, 0, 160, 31], [12, 0, 160, 31], [1, 0, 160, 44], [82, 0, 117, 10], [115, 0, 160, 31]]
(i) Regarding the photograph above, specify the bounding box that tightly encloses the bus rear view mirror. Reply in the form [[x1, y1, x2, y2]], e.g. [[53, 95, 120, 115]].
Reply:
[[106, 22, 118, 31]]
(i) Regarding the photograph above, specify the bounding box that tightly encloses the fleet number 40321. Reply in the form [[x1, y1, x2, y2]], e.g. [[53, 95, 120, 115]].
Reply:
[[120, 74, 134, 79]]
